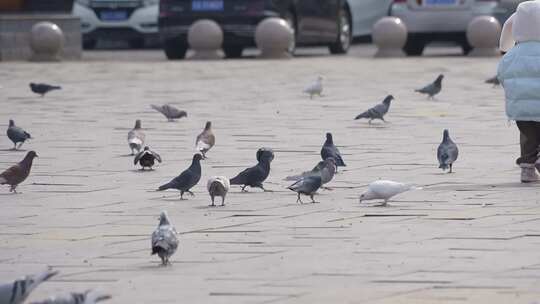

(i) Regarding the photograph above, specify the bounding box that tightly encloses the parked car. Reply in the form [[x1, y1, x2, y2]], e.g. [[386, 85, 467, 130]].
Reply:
[[390, 0, 520, 56], [348, 0, 393, 37], [73, 0, 159, 49], [160, 0, 378, 59]]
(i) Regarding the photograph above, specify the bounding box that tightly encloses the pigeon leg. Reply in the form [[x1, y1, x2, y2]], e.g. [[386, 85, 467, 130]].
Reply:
[[310, 194, 318, 204], [241, 185, 248, 192], [12, 142, 17, 150], [296, 193, 303, 204], [210, 196, 215, 207], [17, 142, 24, 149], [187, 190, 195, 196], [449, 164, 453, 173], [368, 119, 373, 124], [381, 117, 387, 123], [221, 196, 225, 206], [10, 185, 18, 193], [180, 191, 186, 200]]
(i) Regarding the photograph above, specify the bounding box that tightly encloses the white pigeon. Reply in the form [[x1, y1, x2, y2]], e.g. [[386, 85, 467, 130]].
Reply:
[[303, 76, 323, 99], [207, 176, 230, 206], [127, 119, 145, 155], [151, 211, 179, 266], [359, 180, 421, 206], [0, 268, 58, 304], [29, 290, 111, 304]]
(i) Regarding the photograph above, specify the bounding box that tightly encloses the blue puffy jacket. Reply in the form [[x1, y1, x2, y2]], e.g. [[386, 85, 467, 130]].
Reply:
[[497, 41, 540, 122]]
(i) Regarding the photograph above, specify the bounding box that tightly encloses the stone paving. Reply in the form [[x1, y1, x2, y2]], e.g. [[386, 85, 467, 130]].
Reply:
[[1, 47, 540, 303]]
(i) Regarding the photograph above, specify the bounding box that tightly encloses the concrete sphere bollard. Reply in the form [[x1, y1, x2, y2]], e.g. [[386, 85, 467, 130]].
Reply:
[[466, 16, 501, 57], [29, 22, 65, 62], [255, 18, 293, 59], [372, 17, 407, 58], [187, 19, 223, 60]]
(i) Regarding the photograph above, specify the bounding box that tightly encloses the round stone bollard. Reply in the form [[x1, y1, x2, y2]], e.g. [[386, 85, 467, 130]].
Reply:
[[29, 22, 65, 62], [187, 19, 223, 60], [466, 16, 501, 57], [372, 17, 407, 58], [255, 18, 293, 59]]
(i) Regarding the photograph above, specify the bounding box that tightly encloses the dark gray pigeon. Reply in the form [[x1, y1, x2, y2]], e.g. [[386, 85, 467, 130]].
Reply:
[[230, 148, 274, 192], [437, 129, 459, 173], [485, 76, 500, 87], [0, 151, 38, 193], [30, 83, 61, 97], [157, 154, 202, 199], [29, 290, 111, 304], [151, 104, 187, 122], [7, 119, 31, 150], [0, 268, 58, 304], [288, 175, 322, 204], [321, 133, 346, 168], [151, 211, 179, 266], [354, 95, 394, 123], [285, 158, 336, 188], [415, 74, 443, 99], [134, 146, 162, 170]]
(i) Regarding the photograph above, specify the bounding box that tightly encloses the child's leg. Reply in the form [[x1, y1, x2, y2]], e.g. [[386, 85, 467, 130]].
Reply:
[[516, 121, 540, 164]]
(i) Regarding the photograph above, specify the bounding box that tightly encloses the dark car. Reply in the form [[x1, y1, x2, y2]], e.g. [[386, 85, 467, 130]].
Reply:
[[158, 0, 352, 59]]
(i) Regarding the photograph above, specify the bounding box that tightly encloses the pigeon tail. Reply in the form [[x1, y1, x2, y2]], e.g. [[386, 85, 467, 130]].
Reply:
[[0, 176, 6, 184], [354, 112, 370, 120], [157, 182, 173, 191], [229, 175, 244, 185]]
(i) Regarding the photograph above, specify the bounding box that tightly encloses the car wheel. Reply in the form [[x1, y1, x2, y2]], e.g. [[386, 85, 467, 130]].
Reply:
[[163, 39, 187, 60], [284, 11, 297, 55], [223, 46, 244, 59], [403, 37, 425, 56], [128, 38, 145, 49], [460, 40, 472, 55], [329, 6, 352, 54], [83, 39, 97, 50]]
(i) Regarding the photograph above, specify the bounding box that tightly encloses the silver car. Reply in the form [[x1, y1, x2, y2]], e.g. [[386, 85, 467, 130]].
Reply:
[[390, 0, 519, 56], [348, 0, 393, 37]]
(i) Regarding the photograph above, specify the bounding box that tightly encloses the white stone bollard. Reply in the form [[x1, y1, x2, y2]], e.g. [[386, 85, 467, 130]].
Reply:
[[255, 18, 293, 59], [372, 17, 407, 58], [29, 22, 65, 62], [187, 19, 223, 60], [466, 16, 501, 57]]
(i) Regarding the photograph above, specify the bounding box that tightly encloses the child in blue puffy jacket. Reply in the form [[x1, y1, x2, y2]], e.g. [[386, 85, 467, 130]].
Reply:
[[497, 0, 540, 183]]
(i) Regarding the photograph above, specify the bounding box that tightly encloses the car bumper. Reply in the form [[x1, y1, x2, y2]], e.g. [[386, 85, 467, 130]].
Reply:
[[74, 3, 158, 37]]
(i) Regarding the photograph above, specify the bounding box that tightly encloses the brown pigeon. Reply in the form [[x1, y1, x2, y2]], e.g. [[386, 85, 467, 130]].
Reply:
[[0, 151, 38, 193], [195, 121, 215, 159], [127, 119, 145, 155]]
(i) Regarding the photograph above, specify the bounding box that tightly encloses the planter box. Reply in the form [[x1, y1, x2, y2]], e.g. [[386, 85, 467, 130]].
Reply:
[[0, 0, 23, 11], [23, 0, 74, 12]]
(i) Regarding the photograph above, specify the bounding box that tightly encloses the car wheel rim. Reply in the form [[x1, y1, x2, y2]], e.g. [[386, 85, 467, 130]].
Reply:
[[339, 12, 351, 49]]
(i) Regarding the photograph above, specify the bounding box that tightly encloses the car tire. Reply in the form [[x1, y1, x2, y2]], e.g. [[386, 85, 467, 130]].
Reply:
[[128, 38, 145, 49], [163, 39, 187, 60], [328, 6, 352, 54], [83, 39, 97, 50], [223, 46, 244, 59], [403, 37, 425, 56], [284, 11, 297, 55], [460, 40, 472, 55]]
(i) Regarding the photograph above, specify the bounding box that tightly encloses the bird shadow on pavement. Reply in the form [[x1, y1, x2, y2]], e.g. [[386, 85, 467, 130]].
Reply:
[[115, 154, 136, 158], [129, 169, 158, 173]]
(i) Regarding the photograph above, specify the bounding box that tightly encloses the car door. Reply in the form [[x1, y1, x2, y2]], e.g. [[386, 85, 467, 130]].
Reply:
[[347, 0, 393, 37], [296, 0, 340, 43]]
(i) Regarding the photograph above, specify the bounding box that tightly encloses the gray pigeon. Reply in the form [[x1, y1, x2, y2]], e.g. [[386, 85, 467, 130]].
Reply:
[[151, 104, 187, 122], [207, 176, 230, 206], [230, 148, 274, 192], [285, 158, 336, 188], [0, 268, 58, 304], [134, 146, 162, 170], [157, 154, 202, 199], [321, 133, 346, 168], [354, 95, 394, 123], [127, 120, 145, 155], [151, 211, 179, 266], [415, 74, 444, 99], [30, 83, 61, 97], [195, 121, 215, 159], [7, 119, 31, 150], [29, 290, 111, 304], [288, 175, 322, 204], [485, 76, 500, 87], [437, 129, 459, 173], [0, 151, 38, 193]]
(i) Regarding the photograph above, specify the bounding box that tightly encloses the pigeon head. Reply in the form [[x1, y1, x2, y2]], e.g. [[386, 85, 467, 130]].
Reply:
[[325, 132, 333, 144], [358, 190, 375, 203], [9, 119, 14, 127], [257, 148, 275, 163], [26, 151, 38, 159], [158, 211, 171, 226], [383, 95, 394, 105], [442, 129, 450, 141], [435, 74, 444, 84], [204, 121, 212, 130], [134, 119, 142, 129], [143, 146, 150, 151], [180, 111, 188, 118], [193, 153, 203, 162], [29, 83, 36, 89]]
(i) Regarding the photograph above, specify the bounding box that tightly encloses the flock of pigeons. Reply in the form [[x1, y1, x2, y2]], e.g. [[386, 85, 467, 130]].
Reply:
[[0, 74, 468, 303]]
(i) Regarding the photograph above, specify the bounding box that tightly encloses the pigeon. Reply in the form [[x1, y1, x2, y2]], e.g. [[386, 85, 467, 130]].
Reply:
[[354, 95, 394, 123], [0, 268, 58, 304], [195, 121, 215, 159], [415, 74, 444, 99], [207, 176, 230, 207], [151, 211, 179, 266], [0, 151, 38, 193], [151, 104, 187, 122], [230, 148, 274, 192], [320, 133, 346, 169], [29, 83, 61, 97], [134, 146, 162, 170], [359, 180, 421, 206], [6, 119, 31, 150], [288, 175, 322, 204], [437, 129, 459, 173], [285, 158, 336, 188], [157, 154, 202, 199], [303, 76, 323, 99], [29, 290, 111, 304], [485, 76, 500, 87], [127, 119, 145, 155]]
